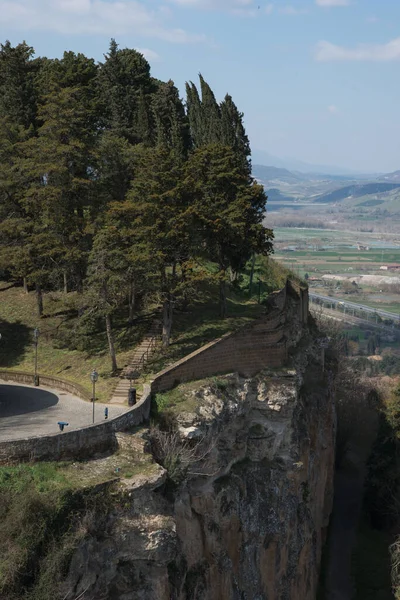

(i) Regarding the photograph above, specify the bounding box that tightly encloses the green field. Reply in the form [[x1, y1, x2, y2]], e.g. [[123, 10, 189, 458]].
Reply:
[[273, 227, 400, 315]]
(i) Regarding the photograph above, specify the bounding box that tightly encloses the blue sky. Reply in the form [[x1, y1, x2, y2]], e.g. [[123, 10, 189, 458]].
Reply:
[[0, 0, 399, 172]]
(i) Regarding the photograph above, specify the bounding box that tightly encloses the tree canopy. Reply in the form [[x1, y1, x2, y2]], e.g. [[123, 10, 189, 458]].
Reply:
[[0, 40, 274, 368]]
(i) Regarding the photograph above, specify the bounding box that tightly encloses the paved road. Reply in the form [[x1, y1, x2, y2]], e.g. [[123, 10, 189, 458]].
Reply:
[[311, 305, 400, 337], [310, 292, 400, 322], [0, 381, 128, 441]]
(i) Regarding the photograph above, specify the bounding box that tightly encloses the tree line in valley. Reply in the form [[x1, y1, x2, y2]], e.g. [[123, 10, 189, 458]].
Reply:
[[0, 40, 273, 371]]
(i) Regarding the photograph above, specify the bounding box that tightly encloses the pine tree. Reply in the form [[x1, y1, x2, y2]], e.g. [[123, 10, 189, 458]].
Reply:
[[22, 52, 99, 293], [0, 41, 40, 128], [98, 39, 154, 143], [184, 144, 273, 317], [124, 146, 197, 346]]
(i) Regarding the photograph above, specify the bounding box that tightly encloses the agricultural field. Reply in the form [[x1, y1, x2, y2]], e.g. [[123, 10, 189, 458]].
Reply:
[[273, 227, 400, 315]]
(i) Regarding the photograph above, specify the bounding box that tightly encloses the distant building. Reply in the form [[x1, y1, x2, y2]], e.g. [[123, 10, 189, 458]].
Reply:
[[357, 243, 370, 251], [380, 264, 400, 271]]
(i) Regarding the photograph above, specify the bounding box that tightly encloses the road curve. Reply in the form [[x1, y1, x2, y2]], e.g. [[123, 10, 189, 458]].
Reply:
[[0, 381, 128, 441]]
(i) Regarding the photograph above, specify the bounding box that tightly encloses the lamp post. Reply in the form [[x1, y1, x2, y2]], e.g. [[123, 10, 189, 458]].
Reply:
[[33, 328, 39, 386], [90, 370, 98, 424]]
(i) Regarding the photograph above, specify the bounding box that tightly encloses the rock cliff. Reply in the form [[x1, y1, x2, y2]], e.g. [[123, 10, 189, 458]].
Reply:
[[62, 331, 335, 600]]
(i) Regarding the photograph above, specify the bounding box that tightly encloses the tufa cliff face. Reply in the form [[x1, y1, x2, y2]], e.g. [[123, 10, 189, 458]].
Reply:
[[62, 332, 335, 600]]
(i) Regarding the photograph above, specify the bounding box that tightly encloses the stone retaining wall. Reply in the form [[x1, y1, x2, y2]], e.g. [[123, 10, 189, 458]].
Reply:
[[0, 280, 309, 464], [0, 385, 152, 464], [0, 370, 92, 401]]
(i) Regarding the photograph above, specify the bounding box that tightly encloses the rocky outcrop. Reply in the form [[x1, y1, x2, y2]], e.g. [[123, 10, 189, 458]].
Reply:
[[62, 332, 335, 600]]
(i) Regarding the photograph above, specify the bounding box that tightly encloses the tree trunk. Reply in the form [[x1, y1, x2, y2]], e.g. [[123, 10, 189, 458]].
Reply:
[[35, 284, 43, 317], [219, 276, 227, 319], [105, 313, 118, 373], [23, 277, 29, 294], [128, 279, 136, 324], [63, 271, 68, 294], [162, 298, 173, 347], [249, 254, 256, 296], [76, 272, 83, 294]]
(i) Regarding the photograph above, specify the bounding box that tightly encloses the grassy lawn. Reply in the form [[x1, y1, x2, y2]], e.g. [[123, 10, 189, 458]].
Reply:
[[0, 273, 273, 399], [0, 283, 145, 401], [145, 292, 265, 377]]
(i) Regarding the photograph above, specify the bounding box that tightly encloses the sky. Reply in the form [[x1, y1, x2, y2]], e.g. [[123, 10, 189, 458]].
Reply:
[[0, 0, 399, 173]]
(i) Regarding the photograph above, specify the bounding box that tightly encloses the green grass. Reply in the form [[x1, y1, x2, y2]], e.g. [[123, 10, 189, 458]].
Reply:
[[0, 283, 147, 401], [0, 433, 158, 599], [145, 293, 264, 376], [0, 257, 289, 399]]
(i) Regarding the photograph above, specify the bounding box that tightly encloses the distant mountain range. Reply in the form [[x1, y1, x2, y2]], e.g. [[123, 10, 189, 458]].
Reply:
[[379, 170, 400, 183], [315, 183, 400, 204], [251, 149, 381, 178], [252, 165, 306, 184]]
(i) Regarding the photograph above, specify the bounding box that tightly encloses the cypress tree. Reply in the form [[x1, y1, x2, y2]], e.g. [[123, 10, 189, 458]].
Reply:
[[185, 81, 203, 147], [199, 73, 222, 144], [220, 93, 251, 175], [152, 80, 191, 160]]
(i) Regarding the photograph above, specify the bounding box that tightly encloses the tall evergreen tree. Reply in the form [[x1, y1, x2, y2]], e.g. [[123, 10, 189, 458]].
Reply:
[[0, 41, 39, 128], [185, 81, 203, 147], [97, 39, 154, 143], [199, 73, 221, 144], [152, 80, 191, 160], [184, 144, 273, 317], [22, 52, 99, 292], [220, 94, 251, 175]]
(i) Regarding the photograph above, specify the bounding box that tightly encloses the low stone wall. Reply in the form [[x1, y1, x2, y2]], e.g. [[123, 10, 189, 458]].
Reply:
[[152, 280, 308, 393], [0, 280, 309, 464], [0, 385, 151, 464], [0, 370, 92, 402]]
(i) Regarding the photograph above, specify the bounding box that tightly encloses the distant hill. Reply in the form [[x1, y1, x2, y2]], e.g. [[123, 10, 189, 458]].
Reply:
[[315, 182, 400, 204], [264, 188, 295, 202], [251, 149, 376, 177], [252, 164, 306, 184], [379, 170, 400, 183]]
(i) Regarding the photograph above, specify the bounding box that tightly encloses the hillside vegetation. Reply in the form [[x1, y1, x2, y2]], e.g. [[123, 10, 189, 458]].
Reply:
[[0, 40, 274, 380]]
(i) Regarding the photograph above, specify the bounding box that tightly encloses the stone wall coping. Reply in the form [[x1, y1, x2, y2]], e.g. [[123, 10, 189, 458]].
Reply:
[[0, 369, 92, 402]]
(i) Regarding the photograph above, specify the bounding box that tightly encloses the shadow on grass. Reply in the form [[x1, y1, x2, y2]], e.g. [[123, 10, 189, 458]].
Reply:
[[0, 319, 32, 368]]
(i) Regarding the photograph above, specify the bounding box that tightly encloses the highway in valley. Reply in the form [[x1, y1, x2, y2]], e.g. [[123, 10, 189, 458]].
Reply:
[[309, 292, 400, 323]]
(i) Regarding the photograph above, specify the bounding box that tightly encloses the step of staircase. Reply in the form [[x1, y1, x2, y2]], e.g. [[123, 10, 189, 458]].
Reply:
[[109, 319, 161, 405]]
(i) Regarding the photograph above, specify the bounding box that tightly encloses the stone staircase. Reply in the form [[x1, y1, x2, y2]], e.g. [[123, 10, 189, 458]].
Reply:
[[110, 320, 161, 405]]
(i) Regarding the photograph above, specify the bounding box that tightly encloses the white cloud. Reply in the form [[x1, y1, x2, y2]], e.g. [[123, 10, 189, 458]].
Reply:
[[170, 0, 253, 7], [265, 3, 274, 14], [327, 104, 339, 114], [315, 38, 400, 61], [0, 0, 205, 42], [366, 15, 379, 23], [137, 48, 160, 62], [316, 0, 349, 6], [280, 5, 308, 15]]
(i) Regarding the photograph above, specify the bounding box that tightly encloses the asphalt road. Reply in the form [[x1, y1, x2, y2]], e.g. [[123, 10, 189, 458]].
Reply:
[[0, 381, 128, 441], [310, 292, 400, 321]]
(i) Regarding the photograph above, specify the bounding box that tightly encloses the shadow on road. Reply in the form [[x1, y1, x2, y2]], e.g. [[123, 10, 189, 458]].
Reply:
[[0, 385, 58, 418]]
